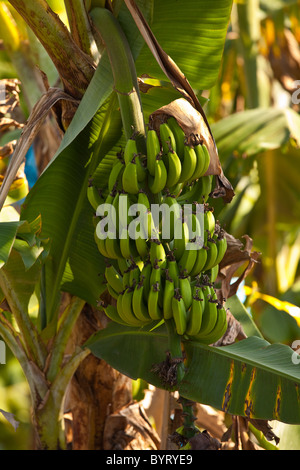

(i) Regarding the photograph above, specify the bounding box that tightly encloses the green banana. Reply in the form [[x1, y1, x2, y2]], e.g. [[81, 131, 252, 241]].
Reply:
[[177, 241, 198, 276], [172, 293, 187, 335], [118, 193, 131, 233], [87, 184, 104, 212], [165, 149, 182, 188], [111, 191, 120, 234], [177, 175, 212, 205], [159, 122, 177, 154], [105, 234, 123, 260], [146, 129, 161, 176], [150, 263, 162, 286], [135, 235, 149, 259], [178, 144, 197, 183], [138, 190, 151, 211], [166, 253, 180, 288], [129, 262, 141, 286], [122, 156, 140, 195], [141, 259, 152, 303], [209, 263, 219, 284], [167, 182, 184, 198], [148, 157, 168, 194], [106, 284, 119, 300], [166, 117, 185, 159], [150, 239, 167, 269], [102, 303, 128, 326], [189, 246, 208, 277], [119, 229, 139, 260], [185, 291, 204, 337], [139, 209, 157, 241], [124, 136, 138, 165], [162, 274, 175, 320], [118, 257, 129, 275], [135, 153, 147, 182], [201, 144, 211, 175], [198, 286, 218, 336], [122, 269, 131, 290], [132, 279, 152, 322], [192, 143, 210, 180], [148, 282, 163, 320], [94, 231, 110, 258], [105, 264, 123, 293], [196, 175, 213, 203], [203, 238, 218, 271], [162, 195, 182, 242], [173, 218, 189, 261], [122, 287, 146, 326], [214, 233, 227, 266], [204, 209, 215, 237], [194, 304, 227, 345], [108, 159, 125, 193], [179, 275, 193, 310]]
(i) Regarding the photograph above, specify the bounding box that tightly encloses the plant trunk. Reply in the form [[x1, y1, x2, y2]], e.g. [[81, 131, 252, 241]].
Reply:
[[63, 303, 132, 450]]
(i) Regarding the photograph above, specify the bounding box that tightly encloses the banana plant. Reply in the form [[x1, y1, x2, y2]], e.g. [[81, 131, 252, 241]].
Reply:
[[0, 0, 300, 451]]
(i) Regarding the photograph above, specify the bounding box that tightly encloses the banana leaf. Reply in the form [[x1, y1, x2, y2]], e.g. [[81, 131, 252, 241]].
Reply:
[[212, 107, 300, 159], [0, 221, 22, 269], [212, 107, 300, 271], [20, 94, 122, 323], [135, 0, 233, 91], [86, 321, 300, 424]]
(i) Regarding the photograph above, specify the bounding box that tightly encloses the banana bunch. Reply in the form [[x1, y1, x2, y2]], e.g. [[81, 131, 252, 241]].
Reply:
[[88, 116, 229, 345], [162, 272, 227, 342], [146, 118, 211, 196]]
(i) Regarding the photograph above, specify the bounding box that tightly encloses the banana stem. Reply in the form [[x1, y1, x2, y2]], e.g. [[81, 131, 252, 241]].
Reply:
[[46, 297, 86, 382], [34, 347, 90, 449], [178, 396, 199, 440], [64, 0, 98, 61], [0, 270, 47, 370], [90, 7, 146, 147], [165, 319, 185, 384], [8, 0, 95, 98]]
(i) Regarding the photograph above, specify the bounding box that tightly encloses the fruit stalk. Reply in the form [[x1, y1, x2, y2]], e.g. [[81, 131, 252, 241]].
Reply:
[[90, 7, 147, 147], [165, 319, 185, 384]]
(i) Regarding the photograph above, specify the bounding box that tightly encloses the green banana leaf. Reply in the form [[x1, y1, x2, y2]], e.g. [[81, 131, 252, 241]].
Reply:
[[86, 321, 300, 424], [0, 222, 22, 269], [225, 294, 264, 339], [272, 421, 300, 450], [135, 0, 233, 91], [0, 218, 44, 270], [212, 107, 300, 261], [212, 107, 300, 160], [20, 95, 122, 323], [0, 248, 41, 323]]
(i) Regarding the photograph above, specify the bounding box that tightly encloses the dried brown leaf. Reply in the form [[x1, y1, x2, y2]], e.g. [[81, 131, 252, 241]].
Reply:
[[123, 0, 201, 112], [0, 141, 16, 159], [189, 430, 222, 450], [103, 401, 160, 450], [218, 233, 261, 302], [0, 79, 21, 117], [0, 117, 23, 135], [269, 29, 300, 94], [249, 419, 280, 445], [0, 88, 78, 210]]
